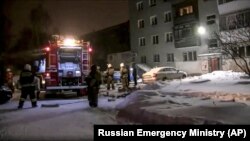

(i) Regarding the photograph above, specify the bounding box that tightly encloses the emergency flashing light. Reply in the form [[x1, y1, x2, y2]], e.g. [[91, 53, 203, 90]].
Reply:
[[63, 38, 76, 46], [88, 48, 92, 52], [45, 47, 50, 52]]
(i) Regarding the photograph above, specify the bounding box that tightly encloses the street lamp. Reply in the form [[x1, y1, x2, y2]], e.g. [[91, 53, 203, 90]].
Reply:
[[197, 26, 206, 35]]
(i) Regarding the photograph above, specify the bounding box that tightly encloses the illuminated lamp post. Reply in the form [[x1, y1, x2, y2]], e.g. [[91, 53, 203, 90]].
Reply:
[[88, 47, 93, 67]]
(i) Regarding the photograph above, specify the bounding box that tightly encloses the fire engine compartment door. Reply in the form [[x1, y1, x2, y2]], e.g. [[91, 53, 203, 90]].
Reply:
[[58, 47, 82, 77]]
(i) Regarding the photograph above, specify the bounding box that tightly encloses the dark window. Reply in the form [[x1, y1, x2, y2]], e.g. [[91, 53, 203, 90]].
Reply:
[[207, 15, 216, 25], [183, 53, 187, 61], [247, 46, 250, 56], [167, 53, 174, 62], [139, 37, 146, 46], [149, 0, 156, 7], [154, 54, 160, 62], [138, 19, 144, 28], [183, 51, 197, 61], [166, 32, 173, 42], [141, 56, 147, 63], [152, 35, 159, 44], [151, 16, 157, 25], [164, 12, 172, 23], [137, 2, 143, 11], [208, 39, 218, 48]]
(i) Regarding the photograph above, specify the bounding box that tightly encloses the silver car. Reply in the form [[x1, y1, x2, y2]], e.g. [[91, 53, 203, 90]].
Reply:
[[142, 67, 187, 83]]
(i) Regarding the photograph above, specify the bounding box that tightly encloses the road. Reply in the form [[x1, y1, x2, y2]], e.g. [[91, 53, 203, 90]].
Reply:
[[0, 84, 128, 141]]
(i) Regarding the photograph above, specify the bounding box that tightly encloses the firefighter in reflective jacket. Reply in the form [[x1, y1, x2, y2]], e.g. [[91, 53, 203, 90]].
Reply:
[[18, 64, 37, 109], [120, 63, 128, 91], [106, 64, 115, 91]]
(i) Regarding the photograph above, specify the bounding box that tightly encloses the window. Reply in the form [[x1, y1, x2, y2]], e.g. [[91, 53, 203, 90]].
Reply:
[[183, 53, 187, 61], [179, 6, 193, 16], [183, 51, 197, 61], [218, 0, 234, 5], [174, 25, 194, 40], [207, 15, 216, 25], [139, 37, 146, 46], [164, 12, 172, 23], [138, 19, 144, 28], [208, 39, 218, 48], [152, 35, 159, 44], [141, 56, 147, 63], [149, 0, 156, 7], [167, 53, 174, 62], [154, 54, 160, 62], [108, 55, 113, 61], [165, 32, 173, 42], [224, 10, 250, 30], [150, 16, 157, 25], [136, 1, 143, 11]]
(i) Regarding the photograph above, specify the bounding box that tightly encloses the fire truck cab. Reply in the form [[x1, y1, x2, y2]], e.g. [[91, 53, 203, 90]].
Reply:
[[43, 35, 91, 96]]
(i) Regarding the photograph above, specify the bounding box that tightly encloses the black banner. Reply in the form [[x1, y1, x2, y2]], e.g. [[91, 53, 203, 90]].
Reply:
[[94, 125, 250, 141]]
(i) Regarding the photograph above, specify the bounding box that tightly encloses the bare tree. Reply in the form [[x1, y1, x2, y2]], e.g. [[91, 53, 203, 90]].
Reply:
[[216, 26, 250, 76]]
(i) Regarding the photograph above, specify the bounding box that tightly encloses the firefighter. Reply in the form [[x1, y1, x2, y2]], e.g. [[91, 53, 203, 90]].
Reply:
[[6, 68, 15, 93], [106, 64, 115, 91], [120, 63, 128, 91], [85, 64, 102, 107], [18, 64, 37, 109]]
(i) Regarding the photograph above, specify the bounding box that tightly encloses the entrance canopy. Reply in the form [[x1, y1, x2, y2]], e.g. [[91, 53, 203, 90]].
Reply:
[[198, 53, 222, 57]]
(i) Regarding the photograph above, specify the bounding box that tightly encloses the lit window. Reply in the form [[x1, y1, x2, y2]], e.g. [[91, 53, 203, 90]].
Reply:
[[179, 6, 193, 16]]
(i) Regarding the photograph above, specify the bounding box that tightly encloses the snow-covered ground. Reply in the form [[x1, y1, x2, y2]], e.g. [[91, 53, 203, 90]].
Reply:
[[1, 71, 250, 140], [116, 71, 250, 124]]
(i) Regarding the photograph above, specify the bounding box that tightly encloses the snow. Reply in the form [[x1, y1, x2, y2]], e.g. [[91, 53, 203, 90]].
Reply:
[[1, 71, 250, 140], [160, 70, 250, 95], [116, 71, 250, 124]]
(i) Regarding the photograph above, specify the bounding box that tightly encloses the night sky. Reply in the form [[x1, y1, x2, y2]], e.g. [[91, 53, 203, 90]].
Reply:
[[8, 0, 129, 37]]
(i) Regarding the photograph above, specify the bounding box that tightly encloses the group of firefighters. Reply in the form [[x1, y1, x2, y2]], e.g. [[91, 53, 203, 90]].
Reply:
[[2, 62, 137, 109], [85, 62, 138, 108]]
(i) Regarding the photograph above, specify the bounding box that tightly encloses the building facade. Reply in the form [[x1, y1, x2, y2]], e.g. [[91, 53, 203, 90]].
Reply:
[[129, 0, 250, 74]]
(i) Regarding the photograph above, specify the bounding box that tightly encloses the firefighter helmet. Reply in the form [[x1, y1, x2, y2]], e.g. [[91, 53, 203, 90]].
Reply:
[[24, 64, 31, 71], [107, 64, 112, 68], [120, 63, 124, 67]]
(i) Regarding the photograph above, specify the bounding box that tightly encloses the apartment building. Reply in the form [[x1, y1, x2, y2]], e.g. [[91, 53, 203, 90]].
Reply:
[[217, 0, 250, 71], [129, 0, 249, 74]]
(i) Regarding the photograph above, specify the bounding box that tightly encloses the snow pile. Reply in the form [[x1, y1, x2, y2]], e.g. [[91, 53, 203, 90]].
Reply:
[[195, 70, 246, 81], [116, 71, 250, 124]]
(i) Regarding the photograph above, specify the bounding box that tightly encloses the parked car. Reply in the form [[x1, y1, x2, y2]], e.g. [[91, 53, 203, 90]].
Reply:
[[142, 66, 187, 83], [0, 85, 13, 104]]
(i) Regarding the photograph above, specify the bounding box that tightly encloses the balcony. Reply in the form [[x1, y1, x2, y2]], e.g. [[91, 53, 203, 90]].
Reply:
[[218, 0, 250, 15], [175, 36, 201, 48], [174, 13, 198, 25]]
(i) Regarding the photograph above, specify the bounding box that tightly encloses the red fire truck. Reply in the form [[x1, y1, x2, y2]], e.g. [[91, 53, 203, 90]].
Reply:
[[42, 35, 92, 96]]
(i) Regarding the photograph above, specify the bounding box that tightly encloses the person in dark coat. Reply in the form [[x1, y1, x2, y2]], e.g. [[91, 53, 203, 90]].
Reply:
[[18, 64, 37, 109], [132, 63, 137, 87], [85, 64, 102, 107]]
